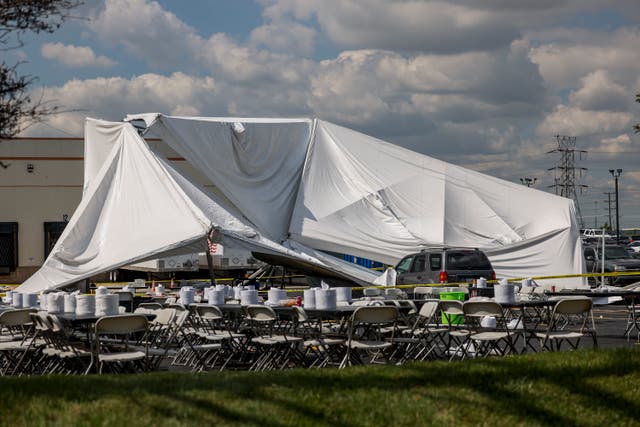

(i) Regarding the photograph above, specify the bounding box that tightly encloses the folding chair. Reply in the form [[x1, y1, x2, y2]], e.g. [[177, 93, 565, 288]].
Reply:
[[245, 305, 303, 371], [340, 306, 398, 368], [394, 300, 448, 362], [93, 315, 149, 374], [43, 314, 92, 374], [413, 287, 436, 300], [535, 297, 597, 351], [439, 300, 472, 361], [136, 308, 178, 370], [463, 301, 515, 358], [116, 291, 135, 313], [292, 306, 345, 368], [137, 302, 163, 311], [0, 308, 37, 375], [191, 305, 246, 371]]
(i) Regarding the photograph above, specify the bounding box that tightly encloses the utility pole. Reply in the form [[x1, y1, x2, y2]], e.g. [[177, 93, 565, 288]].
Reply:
[[594, 200, 598, 228], [604, 192, 614, 231], [609, 169, 622, 243], [548, 135, 587, 228], [520, 177, 537, 187]]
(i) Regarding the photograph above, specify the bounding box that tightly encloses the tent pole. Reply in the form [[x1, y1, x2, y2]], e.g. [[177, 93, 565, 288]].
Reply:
[[206, 228, 217, 287], [206, 247, 216, 287]]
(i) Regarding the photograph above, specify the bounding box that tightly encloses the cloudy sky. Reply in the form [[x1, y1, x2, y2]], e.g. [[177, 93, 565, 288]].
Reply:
[[9, 0, 640, 228]]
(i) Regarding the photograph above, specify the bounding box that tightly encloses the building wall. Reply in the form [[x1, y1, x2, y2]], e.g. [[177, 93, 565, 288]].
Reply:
[[0, 137, 84, 283]]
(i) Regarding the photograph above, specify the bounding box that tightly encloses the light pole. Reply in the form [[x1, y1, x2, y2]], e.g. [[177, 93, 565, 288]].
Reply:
[[609, 169, 622, 243]]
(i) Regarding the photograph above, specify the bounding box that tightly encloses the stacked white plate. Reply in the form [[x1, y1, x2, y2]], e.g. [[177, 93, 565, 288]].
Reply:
[[267, 288, 287, 306], [22, 293, 38, 308], [303, 289, 316, 309], [95, 286, 109, 296], [208, 289, 225, 305], [179, 287, 195, 305], [11, 292, 22, 308], [336, 287, 352, 303], [494, 283, 515, 304], [315, 289, 337, 310], [240, 289, 259, 306], [76, 295, 95, 316], [95, 294, 119, 316], [47, 293, 65, 313], [64, 294, 77, 313]]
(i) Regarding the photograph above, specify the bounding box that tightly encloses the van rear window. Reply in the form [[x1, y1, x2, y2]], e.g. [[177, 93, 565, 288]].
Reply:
[[446, 251, 492, 270]]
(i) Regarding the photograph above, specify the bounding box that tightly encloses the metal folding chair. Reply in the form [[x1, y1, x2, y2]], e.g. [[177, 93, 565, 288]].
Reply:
[[340, 306, 398, 368], [463, 301, 516, 357], [92, 315, 149, 374], [536, 298, 597, 351], [245, 305, 303, 371]]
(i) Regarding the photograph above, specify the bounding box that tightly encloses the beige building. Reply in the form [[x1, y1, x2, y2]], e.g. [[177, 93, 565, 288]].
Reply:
[[0, 137, 84, 284]]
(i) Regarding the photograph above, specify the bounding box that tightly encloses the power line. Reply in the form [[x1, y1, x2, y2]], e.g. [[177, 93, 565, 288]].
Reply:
[[547, 135, 587, 228]]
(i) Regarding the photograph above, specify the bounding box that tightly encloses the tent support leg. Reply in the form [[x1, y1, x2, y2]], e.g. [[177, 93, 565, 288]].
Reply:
[[206, 249, 216, 287]]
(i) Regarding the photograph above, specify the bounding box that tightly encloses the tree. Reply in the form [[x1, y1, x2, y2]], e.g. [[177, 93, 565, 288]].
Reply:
[[1, 0, 81, 138]]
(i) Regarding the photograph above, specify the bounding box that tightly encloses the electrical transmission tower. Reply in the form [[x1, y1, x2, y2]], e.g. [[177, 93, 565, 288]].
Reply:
[[547, 135, 587, 228]]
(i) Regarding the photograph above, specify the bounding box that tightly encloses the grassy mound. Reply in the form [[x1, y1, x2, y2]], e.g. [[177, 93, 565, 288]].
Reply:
[[1, 348, 639, 426]]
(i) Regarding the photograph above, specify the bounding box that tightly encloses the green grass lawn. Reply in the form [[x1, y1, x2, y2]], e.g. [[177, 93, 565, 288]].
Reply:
[[1, 348, 639, 427]]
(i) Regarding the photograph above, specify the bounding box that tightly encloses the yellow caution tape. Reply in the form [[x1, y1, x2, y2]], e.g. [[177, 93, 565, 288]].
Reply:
[[3, 271, 640, 296]]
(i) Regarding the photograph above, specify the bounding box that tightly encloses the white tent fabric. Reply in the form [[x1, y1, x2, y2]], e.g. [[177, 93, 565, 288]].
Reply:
[[142, 115, 583, 283], [287, 120, 584, 284], [18, 114, 584, 292], [18, 119, 378, 293]]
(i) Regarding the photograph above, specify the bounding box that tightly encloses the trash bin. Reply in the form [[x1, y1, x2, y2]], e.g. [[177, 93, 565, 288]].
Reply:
[[440, 291, 466, 325]]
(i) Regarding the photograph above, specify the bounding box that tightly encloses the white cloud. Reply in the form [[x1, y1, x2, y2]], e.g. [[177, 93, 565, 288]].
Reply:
[[197, 33, 315, 85], [569, 71, 630, 111], [264, 0, 520, 53], [91, 0, 201, 67], [28, 73, 216, 136], [249, 21, 316, 56], [537, 105, 632, 137], [529, 27, 640, 90], [41, 43, 115, 67], [599, 133, 632, 154]]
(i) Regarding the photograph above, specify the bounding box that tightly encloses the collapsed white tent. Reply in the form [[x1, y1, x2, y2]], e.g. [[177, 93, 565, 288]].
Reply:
[[18, 118, 380, 293], [18, 114, 584, 293]]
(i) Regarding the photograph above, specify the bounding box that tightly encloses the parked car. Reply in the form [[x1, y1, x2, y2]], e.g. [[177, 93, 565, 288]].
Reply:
[[395, 247, 496, 285], [627, 241, 640, 255], [584, 245, 640, 286], [617, 235, 632, 245]]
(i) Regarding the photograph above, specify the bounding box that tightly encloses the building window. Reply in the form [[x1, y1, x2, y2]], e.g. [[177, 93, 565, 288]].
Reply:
[[0, 222, 18, 274], [44, 221, 67, 259]]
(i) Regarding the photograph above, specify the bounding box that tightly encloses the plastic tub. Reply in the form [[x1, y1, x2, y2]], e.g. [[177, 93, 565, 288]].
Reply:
[[440, 291, 466, 325]]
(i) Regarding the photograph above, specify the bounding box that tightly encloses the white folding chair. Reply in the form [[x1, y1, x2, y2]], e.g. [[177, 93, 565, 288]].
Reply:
[[245, 305, 303, 371], [463, 301, 515, 357], [340, 306, 398, 368], [535, 298, 597, 351], [93, 315, 149, 374]]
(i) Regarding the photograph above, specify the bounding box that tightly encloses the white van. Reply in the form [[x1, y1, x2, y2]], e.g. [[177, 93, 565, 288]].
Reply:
[[582, 229, 613, 238]]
